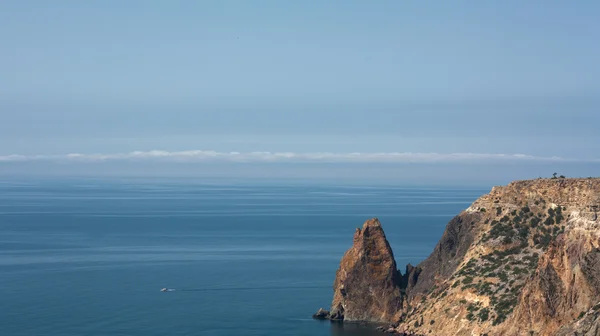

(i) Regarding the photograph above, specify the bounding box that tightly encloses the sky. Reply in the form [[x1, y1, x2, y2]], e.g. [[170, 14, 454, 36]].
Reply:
[[1, 1, 599, 183]]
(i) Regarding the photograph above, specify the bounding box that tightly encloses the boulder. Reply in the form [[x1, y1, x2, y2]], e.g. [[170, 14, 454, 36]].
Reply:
[[312, 308, 330, 320]]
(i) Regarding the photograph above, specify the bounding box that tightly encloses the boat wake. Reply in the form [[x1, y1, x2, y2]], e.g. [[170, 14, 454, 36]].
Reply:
[[160, 284, 328, 292]]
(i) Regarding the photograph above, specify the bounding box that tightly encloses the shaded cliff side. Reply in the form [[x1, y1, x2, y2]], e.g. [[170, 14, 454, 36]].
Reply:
[[316, 178, 600, 336]]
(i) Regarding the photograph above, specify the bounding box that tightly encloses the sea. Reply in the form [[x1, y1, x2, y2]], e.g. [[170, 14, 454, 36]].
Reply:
[[0, 177, 488, 336]]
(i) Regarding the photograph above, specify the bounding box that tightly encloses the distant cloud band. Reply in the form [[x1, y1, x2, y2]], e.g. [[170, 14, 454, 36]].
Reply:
[[0, 150, 580, 163]]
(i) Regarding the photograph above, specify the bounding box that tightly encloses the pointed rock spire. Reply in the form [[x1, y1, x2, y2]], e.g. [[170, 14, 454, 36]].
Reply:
[[329, 218, 405, 323]]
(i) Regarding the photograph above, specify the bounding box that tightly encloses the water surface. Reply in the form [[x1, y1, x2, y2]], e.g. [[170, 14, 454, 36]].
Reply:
[[0, 178, 487, 335]]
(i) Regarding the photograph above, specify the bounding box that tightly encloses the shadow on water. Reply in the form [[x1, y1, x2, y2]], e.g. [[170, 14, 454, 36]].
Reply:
[[328, 321, 386, 336]]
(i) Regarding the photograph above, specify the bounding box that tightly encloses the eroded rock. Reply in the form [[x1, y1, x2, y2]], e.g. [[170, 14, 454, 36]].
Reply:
[[312, 308, 330, 320], [556, 302, 600, 336], [316, 178, 600, 335], [329, 218, 404, 323]]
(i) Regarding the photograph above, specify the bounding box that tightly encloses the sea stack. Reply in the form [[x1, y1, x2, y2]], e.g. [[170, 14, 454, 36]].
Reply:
[[328, 218, 405, 323]]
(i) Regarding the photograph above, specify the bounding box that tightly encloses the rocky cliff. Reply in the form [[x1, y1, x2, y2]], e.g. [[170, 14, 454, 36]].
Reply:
[[556, 302, 600, 336], [315, 178, 600, 336], [328, 218, 405, 323]]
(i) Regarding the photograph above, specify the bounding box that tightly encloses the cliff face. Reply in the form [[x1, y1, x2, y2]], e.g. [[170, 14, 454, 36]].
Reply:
[[556, 302, 600, 336], [317, 178, 600, 336], [399, 178, 600, 336], [407, 212, 480, 300], [500, 208, 600, 335], [329, 218, 405, 323]]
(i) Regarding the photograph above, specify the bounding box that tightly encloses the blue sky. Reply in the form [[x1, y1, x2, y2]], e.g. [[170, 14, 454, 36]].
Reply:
[[1, 1, 599, 182]]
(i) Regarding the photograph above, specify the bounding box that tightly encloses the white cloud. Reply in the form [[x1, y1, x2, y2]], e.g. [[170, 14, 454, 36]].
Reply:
[[0, 150, 587, 163], [0, 154, 29, 162]]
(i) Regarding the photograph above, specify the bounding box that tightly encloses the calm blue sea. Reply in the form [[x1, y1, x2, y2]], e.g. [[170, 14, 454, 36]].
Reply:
[[0, 178, 487, 336]]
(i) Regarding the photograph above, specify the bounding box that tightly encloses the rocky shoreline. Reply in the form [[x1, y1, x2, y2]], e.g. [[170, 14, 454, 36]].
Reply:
[[312, 178, 600, 335], [312, 308, 418, 335]]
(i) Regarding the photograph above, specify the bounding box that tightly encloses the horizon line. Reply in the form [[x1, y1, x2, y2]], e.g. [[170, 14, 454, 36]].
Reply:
[[0, 150, 595, 164]]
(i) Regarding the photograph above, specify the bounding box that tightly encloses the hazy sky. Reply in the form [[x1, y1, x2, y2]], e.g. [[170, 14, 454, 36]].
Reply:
[[1, 1, 599, 182]]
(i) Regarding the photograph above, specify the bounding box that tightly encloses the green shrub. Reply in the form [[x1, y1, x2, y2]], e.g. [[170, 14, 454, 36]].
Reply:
[[478, 308, 490, 322], [493, 245, 524, 258], [513, 267, 525, 275], [523, 253, 539, 267], [478, 282, 494, 296], [530, 217, 541, 227], [518, 226, 530, 239], [489, 223, 514, 241], [537, 233, 552, 248], [493, 314, 506, 326], [492, 297, 519, 325]]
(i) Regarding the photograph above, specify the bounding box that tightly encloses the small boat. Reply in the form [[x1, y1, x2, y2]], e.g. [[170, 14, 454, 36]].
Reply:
[[161, 288, 168, 292]]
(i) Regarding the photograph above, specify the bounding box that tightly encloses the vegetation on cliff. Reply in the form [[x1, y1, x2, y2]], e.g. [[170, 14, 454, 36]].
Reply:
[[317, 178, 600, 336]]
